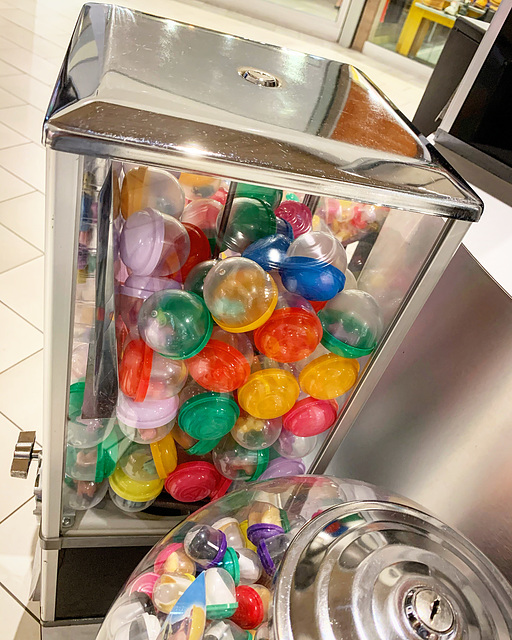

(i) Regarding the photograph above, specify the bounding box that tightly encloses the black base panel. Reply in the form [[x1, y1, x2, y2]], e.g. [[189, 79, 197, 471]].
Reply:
[[55, 545, 152, 620]]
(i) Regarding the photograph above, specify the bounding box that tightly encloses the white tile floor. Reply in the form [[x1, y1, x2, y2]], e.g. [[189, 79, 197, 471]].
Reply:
[[0, 0, 426, 636]]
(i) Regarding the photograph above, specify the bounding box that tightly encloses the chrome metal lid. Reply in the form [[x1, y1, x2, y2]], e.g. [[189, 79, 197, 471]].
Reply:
[[43, 4, 482, 221], [274, 501, 512, 639]]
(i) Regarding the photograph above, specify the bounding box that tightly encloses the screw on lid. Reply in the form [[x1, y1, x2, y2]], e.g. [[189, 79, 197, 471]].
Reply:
[[249, 448, 270, 481], [254, 308, 322, 364], [187, 340, 251, 393], [299, 354, 359, 400], [274, 502, 512, 640], [280, 258, 346, 301], [178, 393, 240, 440], [238, 370, 299, 420], [219, 547, 241, 586], [150, 432, 178, 479], [186, 437, 223, 456], [164, 462, 221, 503], [283, 396, 338, 437], [109, 466, 163, 502], [242, 234, 291, 272], [118, 338, 153, 402]]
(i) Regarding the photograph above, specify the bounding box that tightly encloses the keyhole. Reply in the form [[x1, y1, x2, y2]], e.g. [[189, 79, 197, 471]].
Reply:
[[430, 598, 440, 621]]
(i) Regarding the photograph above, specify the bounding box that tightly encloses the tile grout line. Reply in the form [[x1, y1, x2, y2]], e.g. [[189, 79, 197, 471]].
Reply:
[[0, 76, 45, 109], [0, 577, 40, 624], [0, 409, 43, 447], [0, 52, 54, 87], [0, 220, 43, 253], [0, 148, 44, 191], [0, 495, 34, 527], [0, 346, 43, 377], [0, 186, 35, 206], [0, 298, 43, 339], [0, 10, 69, 51], [0, 252, 43, 277], [0, 26, 66, 62]]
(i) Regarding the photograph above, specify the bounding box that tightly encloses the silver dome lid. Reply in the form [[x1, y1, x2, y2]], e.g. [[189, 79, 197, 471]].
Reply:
[[275, 501, 512, 640]]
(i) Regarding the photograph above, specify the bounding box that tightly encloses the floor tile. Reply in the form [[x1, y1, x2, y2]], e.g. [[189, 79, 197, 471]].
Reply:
[[0, 85, 23, 108], [0, 58, 19, 76], [0, 583, 39, 640], [0, 104, 45, 145], [0, 415, 38, 521], [0, 17, 65, 60], [0, 191, 45, 251], [0, 74, 52, 109], [0, 256, 44, 329], [0, 499, 38, 604], [0, 45, 59, 85], [0, 302, 42, 373], [0, 165, 33, 200], [0, 351, 43, 441], [0, 121, 29, 149], [0, 225, 40, 273], [0, 143, 45, 192]]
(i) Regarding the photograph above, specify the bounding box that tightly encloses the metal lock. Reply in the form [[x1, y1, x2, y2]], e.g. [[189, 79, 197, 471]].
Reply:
[[11, 430, 42, 479]]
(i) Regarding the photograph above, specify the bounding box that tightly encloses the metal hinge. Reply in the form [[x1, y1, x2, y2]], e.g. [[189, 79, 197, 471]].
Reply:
[[11, 431, 42, 479]]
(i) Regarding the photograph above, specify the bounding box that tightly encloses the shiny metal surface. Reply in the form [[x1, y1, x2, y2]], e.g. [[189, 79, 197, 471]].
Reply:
[[407, 588, 455, 636], [43, 3, 482, 220], [10, 430, 41, 479], [326, 245, 512, 585], [275, 501, 512, 640]]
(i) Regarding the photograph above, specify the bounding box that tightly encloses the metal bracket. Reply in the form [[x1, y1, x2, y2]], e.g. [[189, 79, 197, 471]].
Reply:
[[11, 430, 42, 478]]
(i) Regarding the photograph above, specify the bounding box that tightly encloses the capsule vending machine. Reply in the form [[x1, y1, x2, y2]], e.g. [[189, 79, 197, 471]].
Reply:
[[18, 2, 488, 637]]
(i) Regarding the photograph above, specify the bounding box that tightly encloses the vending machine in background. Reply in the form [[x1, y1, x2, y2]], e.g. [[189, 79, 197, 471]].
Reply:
[[20, 3, 483, 635]]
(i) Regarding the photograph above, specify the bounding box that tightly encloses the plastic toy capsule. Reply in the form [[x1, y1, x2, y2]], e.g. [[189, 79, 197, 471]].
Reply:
[[257, 533, 294, 575], [283, 396, 338, 437], [67, 381, 116, 449], [297, 347, 359, 400], [178, 381, 240, 441], [204, 619, 251, 640], [273, 429, 318, 460], [253, 291, 322, 363], [117, 391, 179, 444], [229, 585, 270, 630], [274, 201, 312, 237], [237, 357, 299, 420], [179, 173, 221, 200], [247, 502, 284, 546], [138, 289, 213, 360], [165, 462, 224, 503], [121, 166, 185, 220], [154, 543, 196, 576], [212, 434, 269, 482], [203, 258, 278, 333], [184, 524, 227, 568], [220, 197, 277, 253], [205, 567, 238, 619], [280, 231, 347, 301], [242, 234, 291, 272], [187, 327, 253, 393], [212, 517, 245, 550], [234, 184, 282, 209], [257, 457, 306, 480], [108, 466, 164, 513], [119, 338, 188, 403], [318, 289, 383, 358], [120, 208, 190, 276], [184, 259, 218, 299], [152, 572, 194, 614], [231, 412, 282, 451]]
